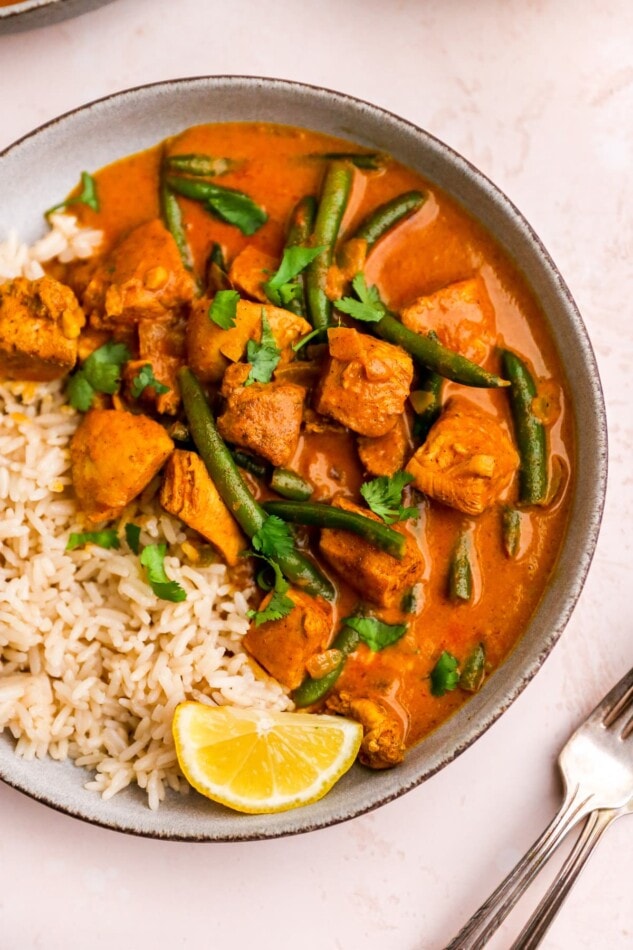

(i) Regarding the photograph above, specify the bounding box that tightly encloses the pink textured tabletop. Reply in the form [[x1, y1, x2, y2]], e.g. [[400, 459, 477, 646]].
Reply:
[[0, 2, 631, 948]]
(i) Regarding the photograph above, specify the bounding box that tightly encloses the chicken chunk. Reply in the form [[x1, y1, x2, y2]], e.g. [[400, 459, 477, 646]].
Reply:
[[186, 298, 311, 384], [319, 497, 424, 607], [0, 276, 85, 381], [70, 409, 174, 522], [400, 276, 496, 365], [228, 245, 278, 302], [159, 450, 246, 565], [326, 692, 405, 768], [357, 415, 410, 477], [243, 590, 332, 690], [405, 397, 519, 515], [122, 318, 186, 415], [314, 328, 413, 437], [217, 363, 306, 467], [83, 219, 195, 329]]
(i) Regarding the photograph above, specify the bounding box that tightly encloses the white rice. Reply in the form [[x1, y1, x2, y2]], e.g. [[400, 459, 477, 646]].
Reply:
[[0, 381, 292, 809], [0, 213, 103, 281]]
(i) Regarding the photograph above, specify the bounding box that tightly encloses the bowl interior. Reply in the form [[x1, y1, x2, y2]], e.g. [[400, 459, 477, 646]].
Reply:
[[0, 77, 607, 840]]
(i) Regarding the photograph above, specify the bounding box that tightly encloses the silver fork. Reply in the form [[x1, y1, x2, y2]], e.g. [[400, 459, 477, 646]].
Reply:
[[447, 662, 633, 950]]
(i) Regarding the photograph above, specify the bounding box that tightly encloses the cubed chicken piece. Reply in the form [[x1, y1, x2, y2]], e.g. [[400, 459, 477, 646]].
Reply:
[[217, 363, 306, 467], [319, 497, 424, 607], [325, 238, 368, 300], [70, 409, 174, 523], [314, 328, 413, 437], [405, 397, 519, 515], [326, 692, 405, 769], [400, 276, 496, 365], [159, 450, 246, 565], [357, 414, 410, 477], [83, 219, 195, 329], [124, 318, 186, 415], [228, 245, 278, 302], [186, 298, 311, 384], [243, 590, 333, 690], [0, 276, 85, 381]]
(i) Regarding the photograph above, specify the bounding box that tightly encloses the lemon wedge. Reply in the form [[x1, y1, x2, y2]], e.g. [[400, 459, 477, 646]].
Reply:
[[172, 702, 363, 814]]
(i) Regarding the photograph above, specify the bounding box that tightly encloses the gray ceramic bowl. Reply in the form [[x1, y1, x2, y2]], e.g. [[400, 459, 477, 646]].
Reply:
[[0, 0, 114, 34], [0, 77, 607, 841]]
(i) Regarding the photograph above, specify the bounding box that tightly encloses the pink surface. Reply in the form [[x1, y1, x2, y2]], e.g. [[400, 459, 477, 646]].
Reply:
[[0, 2, 632, 947]]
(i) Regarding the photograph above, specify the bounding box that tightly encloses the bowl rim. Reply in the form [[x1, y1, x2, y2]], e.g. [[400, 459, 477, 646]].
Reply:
[[0, 75, 608, 841]]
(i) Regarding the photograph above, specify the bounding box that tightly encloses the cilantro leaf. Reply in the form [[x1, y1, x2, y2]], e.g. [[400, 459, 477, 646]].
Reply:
[[66, 372, 95, 411], [205, 187, 267, 236], [292, 328, 321, 353], [125, 522, 141, 555], [83, 341, 131, 395], [209, 289, 240, 330], [343, 616, 407, 652], [335, 272, 388, 323], [430, 651, 460, 696], [263, 245, 325, 307], [360, 471, 417, 525], [139, 543, 187, 602], [46, 171, 100, 216], [247, 560, 294, 627], [130, 364, 170, 399], [245, 312, 281, 385], [251, 515, 295, 560], [66, 529, 120, 551]]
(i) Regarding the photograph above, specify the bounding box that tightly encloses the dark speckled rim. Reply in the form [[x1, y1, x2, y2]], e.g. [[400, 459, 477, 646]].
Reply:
[[0, 0, 114, 34], [0, 77, 607, 841]]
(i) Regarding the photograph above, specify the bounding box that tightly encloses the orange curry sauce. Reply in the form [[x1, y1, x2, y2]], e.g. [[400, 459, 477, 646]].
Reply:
[[68, 122, 573, 752]]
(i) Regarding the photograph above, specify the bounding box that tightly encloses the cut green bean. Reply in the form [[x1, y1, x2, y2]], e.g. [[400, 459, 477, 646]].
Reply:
[[376, 313, 509, 388], [310, 151, 384, 170], [159, 168, 193, 272], [459, 643, 486, 693], [292, 624, 361, 707], [166, 176, 267, 236], [165, 154, 234, 177], [502, 505, 521, 558], [281, 196, 317, 317], [263, 500, 405, 559], [500, 349, 548, 505], [306, 161, 354, 332], [230, 449, 269, 481], [351, 191, 426, 252], [178, 369, 334, 599], [270, 468, 314, 501], [449, 532, 473, 602], [410, 332, 443, 440]]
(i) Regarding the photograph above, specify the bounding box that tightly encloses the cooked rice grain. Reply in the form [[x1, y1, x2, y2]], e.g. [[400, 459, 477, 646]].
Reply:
[[0, 380, 292, 808]]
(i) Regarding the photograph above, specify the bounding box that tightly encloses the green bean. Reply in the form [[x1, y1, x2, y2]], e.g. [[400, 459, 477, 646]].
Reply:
[[502, 505, 521, 558], [310, 151, 384, 170], [500, 349, 548, 505], [306, 161, 354, 332], [166, 176, 267, 236], [263, 500, 405, 559], [230, 449, 269, 481], [204, 242, 231, 295], [351, 191, 426, 252], [292, 624, 361, 707], [165, 154, 234, 177], [282, 196, 317, 317], [459, 643, 486, 693], [270, 468, 314, 501], [410, 332, 443, 441], [159, 167, 193, 272], [178, 369, 334, 599], [448, 532, 473, 602], [376, 313, 509, 388]]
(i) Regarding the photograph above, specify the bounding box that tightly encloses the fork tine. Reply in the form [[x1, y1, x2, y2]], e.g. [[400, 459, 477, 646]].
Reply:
[[587, 663, 633, 727]]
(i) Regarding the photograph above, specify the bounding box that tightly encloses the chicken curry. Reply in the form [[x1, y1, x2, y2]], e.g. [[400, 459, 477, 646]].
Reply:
[[0, 122, 573, 772]]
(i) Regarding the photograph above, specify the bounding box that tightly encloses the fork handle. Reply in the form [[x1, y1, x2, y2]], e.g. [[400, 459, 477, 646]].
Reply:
[[446, 789, 591, 949], [510, 808, 617, 950]]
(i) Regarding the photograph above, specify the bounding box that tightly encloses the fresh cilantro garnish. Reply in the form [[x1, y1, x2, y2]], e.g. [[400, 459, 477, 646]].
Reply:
[[247, 560, 294, 627], [251, 515, 295, 560], [343, 615, 407, 652], [245, 312, 281, 386], [130, 364, 170, 399], [205, 186, 267, 236], [430, 651, 460, 696], [263, 245, 325, 307], [66, 529, 120, 552], [335, 272, 388, 323], [292, 328, 321, 352], [125, 522, 141, 555], [46, 171, 100, 216], [67, 340, 131, 410], [139, 543, 187, 602], [209, 289, 240, 330], [360, 471, 417, 525]]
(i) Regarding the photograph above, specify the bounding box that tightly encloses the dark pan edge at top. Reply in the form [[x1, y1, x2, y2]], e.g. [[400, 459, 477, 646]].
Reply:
[[0, 76, 608, 841]]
